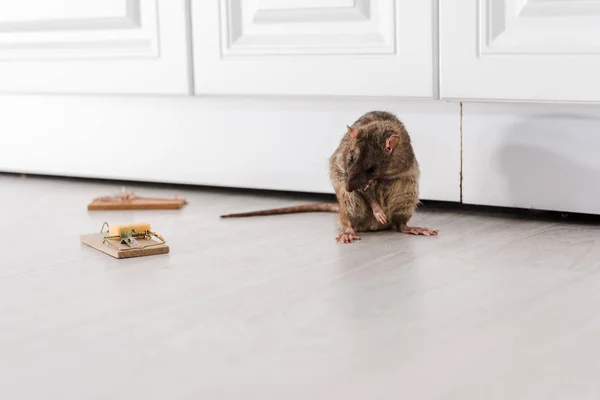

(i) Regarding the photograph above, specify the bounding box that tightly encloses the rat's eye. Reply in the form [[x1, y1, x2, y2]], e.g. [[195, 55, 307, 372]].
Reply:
[[349, 154, 355, 164], [366, 166, 376, 175]]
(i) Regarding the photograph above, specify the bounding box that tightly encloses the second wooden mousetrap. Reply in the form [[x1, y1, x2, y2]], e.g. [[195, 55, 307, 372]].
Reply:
[[88, 189, 187, 211], [81, 222, 169, 259]]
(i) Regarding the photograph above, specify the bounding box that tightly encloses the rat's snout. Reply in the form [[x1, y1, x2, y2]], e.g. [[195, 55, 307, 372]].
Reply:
[[346, 167, 366, 192], [346, 176, 363, 192]]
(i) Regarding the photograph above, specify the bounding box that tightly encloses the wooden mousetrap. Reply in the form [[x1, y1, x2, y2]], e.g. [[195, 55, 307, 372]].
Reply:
[[81, 222, 169, 259], [88, 189, 187, 211]]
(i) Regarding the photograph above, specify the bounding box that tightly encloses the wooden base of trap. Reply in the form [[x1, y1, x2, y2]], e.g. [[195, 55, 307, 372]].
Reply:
[[81, 233, 169, 259], [88, 197, 187, 211]]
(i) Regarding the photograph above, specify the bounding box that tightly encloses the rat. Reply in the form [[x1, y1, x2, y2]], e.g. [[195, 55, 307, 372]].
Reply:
[[220, 110, 438, 243]]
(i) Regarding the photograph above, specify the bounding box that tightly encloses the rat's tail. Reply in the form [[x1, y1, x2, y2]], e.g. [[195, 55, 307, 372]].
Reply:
[[220, 203, 339, 218]]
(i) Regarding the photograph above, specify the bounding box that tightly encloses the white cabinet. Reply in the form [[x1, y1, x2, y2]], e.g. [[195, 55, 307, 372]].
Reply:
[[3, 2, 600, 212], [0, 0, 191, 94], [191, 0, 435, 97], [440, 0, 600, 103]]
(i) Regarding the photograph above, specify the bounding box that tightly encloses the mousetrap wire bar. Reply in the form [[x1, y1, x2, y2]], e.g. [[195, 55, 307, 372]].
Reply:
[[100, 222, 166, 252]]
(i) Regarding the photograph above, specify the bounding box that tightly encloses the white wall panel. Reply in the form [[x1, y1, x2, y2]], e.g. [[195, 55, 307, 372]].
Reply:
[[192, 0, 434, 97], [441, 0, 600, 102], [0, 95, 460, 202], [0, 0, 190, 94]]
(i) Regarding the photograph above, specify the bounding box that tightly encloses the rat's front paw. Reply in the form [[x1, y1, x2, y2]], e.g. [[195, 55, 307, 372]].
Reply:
[[373, 209, 387, 225], [336, 233, 361, 243]]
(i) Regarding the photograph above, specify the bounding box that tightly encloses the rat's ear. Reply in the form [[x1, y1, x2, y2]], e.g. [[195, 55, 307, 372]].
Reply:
[[347, 125, 359, 140], [385, 134, 400, 153]]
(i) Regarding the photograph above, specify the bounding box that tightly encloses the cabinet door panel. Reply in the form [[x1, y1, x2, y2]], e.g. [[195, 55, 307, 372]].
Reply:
[[462, 102, 600, 214], [192, 0, 434, 97], [441, 0, 600, 102], [0, 0, 190, 94], [0, 96, 460, 202]]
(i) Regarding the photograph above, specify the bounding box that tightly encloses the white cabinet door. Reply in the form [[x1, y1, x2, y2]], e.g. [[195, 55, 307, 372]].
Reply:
[[440, 0, 600, 102], [0, 0, 190, 94], [191, 0, 434, 97]]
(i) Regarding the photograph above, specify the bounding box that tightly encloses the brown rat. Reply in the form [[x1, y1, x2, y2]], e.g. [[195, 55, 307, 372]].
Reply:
[[329, 110, 438, 242], [220, 110, 438, 243]]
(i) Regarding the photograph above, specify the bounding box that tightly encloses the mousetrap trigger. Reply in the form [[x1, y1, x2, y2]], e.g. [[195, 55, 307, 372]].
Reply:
[[118, 227, 140, 248]]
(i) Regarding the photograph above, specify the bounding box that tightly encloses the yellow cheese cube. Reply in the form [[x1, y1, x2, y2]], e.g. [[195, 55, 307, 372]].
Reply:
[[108, 222, 151, 237]]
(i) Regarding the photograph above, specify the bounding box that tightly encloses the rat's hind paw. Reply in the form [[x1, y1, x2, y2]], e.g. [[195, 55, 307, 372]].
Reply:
[[336, 233, 361, 243], [400, 225, 438, 236]]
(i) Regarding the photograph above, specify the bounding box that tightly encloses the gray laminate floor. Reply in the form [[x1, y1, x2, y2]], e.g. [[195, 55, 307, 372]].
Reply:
[[2, 174, 600, 400]]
